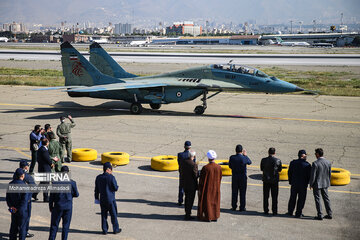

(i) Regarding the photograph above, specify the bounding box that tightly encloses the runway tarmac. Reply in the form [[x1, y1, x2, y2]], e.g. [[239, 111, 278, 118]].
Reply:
[[0, 86, 359, 239], [1, 49, 360, 65]]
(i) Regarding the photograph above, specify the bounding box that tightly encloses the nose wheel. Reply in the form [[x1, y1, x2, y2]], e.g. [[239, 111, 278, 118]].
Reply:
[[194, 105, 206, 115], [130, 103, 143, 114], [194, 91, 207, 115]]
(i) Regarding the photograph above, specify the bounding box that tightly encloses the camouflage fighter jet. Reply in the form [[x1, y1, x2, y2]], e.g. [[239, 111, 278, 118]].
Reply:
[[38, 42, 304, 115]]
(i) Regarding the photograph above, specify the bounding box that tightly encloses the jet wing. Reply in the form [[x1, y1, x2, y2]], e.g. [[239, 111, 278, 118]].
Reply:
[[34, 86, 83, 91], [66, 81, 168, 93]]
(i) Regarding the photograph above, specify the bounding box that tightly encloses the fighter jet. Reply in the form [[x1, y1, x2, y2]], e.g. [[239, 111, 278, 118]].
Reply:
[[38, 42, 304, 115]]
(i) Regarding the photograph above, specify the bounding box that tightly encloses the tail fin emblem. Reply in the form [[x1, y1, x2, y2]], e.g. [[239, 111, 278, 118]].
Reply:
[[72, 62, 84, 76]]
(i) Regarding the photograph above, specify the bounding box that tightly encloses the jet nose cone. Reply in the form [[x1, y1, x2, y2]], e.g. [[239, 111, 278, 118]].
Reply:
[[295, 86, 304, 92]]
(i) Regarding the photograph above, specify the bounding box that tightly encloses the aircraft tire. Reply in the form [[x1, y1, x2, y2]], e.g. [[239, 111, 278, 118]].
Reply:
[[331, 168, 351, 186], [130, 103, 143, 114], [214, 160, 232, 176], [194, 106, 205, 115], [150, 103, 161, 110], [151, 155, 178, 171], [279, 164, 289, 181], [101, 152, 130, 166], [72, 148, 97, 162]]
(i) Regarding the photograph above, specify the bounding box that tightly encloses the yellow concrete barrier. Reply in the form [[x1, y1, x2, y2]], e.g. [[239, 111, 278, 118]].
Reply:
[[101, 152, 130, 166], [279, 164, 289, 181], [331, 168, 351, 186], [72, 148, 97, 162], [214, 160, 232, 176], [151, 155, 178, 171]]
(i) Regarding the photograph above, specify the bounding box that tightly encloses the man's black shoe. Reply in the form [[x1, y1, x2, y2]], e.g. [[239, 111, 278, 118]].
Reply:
[[114, 229, 122, 234], [285, 212, 293, 216], [295, 214, 304, 218], [230, 207, 236, 211], [102, 231, 107, 235], [264, 211, 269, 215], [314, 216, 323, 220], [177, 202, 182, 206], [26, 233, 34, 238], [239, 208, 246, 212], [324, 215, 332, 219], [272, 212, 278, 216]]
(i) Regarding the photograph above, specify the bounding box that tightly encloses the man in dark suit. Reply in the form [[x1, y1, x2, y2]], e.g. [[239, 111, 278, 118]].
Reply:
[[49, 166, 79, 240], [229, 144, 252, 211], [6, 168, 30, 240], [260, 147, 282, 215], [310, 148, 332, 220], [37, 138, 54, 202], [179, 151, 198, 220], [95, 162, 121, 235], [286, 150, 311, 218], [177, 140, 193, 206]]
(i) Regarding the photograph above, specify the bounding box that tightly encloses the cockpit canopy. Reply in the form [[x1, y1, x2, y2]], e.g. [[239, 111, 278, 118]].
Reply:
[[212, 64, 269, 78]]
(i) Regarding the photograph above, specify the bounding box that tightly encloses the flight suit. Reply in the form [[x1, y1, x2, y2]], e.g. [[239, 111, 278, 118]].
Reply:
[[95, 172, 120, 234], [49, 180, 79, 240], [48, 139, 63, 172], [56, 119, 75, 162], [6, 179, 31, 240], [229, 153, 252, 211]]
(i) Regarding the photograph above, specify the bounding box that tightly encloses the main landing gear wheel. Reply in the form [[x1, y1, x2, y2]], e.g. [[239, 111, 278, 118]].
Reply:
[[150, 103, 161, 110], [130, 103, 143, 114], [194, 105, 206, 115]]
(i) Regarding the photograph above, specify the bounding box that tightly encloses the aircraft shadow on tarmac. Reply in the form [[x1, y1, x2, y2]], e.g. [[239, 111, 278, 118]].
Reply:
[[4, 101, 266, 120]]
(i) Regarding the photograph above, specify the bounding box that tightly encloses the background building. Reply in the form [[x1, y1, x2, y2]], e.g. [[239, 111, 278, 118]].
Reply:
[[114, 23, 132, 35], [166, 21, 202, 36]]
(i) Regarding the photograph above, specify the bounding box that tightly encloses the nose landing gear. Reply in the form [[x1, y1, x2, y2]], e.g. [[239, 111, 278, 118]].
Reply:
[[194, 91, 207, 115]]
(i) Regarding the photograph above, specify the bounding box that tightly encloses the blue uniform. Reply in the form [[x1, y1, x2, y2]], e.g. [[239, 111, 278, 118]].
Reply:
[[49, 180, 79, 240], [95, 172, 119, 234], [177, 150, 190, 204], [288, 158, 311, 217], [12, 172, 36, 235], [6, 179, 31, 240], [229, 153, 252, 210]]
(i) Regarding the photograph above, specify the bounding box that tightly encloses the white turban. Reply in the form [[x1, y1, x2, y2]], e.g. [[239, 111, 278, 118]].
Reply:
[[207, 150, 217, 160]]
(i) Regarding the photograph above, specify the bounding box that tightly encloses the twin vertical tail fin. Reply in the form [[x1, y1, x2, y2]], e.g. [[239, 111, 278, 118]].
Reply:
[[60, 42, 123, 87], [89, 42, 137, 79]]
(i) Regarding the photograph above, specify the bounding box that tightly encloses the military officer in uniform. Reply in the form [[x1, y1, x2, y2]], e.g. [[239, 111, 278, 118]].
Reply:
[[56, 115, 76, 162], [95, 162, 121, 235], [49, 166, 79, 240], [6, 168, 31, 240], [16, 160, 36, 238], [48, 132, 63, 172]]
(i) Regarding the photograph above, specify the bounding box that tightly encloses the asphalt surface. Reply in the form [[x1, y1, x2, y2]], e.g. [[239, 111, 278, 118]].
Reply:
[[0, 86, 359, 239], [1, 49, 360, 65]]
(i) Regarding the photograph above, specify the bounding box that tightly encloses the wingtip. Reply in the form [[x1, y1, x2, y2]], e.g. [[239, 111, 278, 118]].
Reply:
[[90, 42, 102, 49], [61, 41, 74, 49]]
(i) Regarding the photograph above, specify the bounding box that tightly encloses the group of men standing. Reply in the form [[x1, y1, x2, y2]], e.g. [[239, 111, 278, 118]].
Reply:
[[29, 115, 76, 176], [177, 142, 333, 222], [6, 161, 79, 240], [178, 141, 222, 221]]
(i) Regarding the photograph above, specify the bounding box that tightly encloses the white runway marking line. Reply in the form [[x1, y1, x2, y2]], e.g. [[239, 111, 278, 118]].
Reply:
[[1, 146, 359, 195]]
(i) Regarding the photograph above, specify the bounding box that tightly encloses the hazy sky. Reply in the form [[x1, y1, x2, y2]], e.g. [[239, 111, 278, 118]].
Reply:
[[0, 0, 359, 25]]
